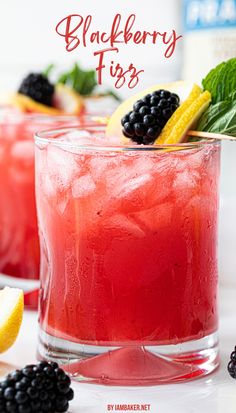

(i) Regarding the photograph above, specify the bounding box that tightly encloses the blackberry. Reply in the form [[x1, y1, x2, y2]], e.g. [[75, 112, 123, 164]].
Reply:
[[18, 73, 55, 107], [121, 89, 180, 144], [228, 347, 236, 378], [0, 361, 74, 412]]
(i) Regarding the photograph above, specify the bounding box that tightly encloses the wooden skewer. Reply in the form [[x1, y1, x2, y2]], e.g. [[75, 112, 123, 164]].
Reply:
[[188, 130, 236, 141]]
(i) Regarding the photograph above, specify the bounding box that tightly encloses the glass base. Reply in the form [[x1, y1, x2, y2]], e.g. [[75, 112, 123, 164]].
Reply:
[[38, 329, 219, 385]]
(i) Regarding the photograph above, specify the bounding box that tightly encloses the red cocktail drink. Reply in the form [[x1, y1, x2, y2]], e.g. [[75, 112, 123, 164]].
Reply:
[[36, 126, 220, 384], [0, 110, 104, 308]]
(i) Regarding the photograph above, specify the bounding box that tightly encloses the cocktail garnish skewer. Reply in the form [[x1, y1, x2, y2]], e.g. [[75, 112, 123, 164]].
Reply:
[[188, 130, 236, 141]]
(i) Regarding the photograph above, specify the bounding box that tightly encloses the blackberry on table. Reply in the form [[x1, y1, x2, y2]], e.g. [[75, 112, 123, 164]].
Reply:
[[228, 347, 236, 378], [121, 89, 180, 144], [18, 73, 55, 107], [0, 361, 74, 412]]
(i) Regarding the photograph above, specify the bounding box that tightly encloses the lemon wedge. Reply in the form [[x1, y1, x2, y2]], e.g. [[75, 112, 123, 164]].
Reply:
[[160, 91, 211, 145], [0, 287, 24, 353], [106, 81, 197, 140], [8, 84, 84, 116], [54, 83, 85, 115], [156, 84, 202, 144], [10, 93, 63, 115]]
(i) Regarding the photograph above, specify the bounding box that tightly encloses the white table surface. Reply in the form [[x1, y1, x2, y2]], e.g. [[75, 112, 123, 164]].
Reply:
[[1, 287, 236, 413]]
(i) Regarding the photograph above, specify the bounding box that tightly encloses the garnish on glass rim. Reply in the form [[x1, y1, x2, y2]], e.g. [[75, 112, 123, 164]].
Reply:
[[44, 62, 121, 101], [187, 130, 236, 141], [106, 81, 201, 143], [106, 57, 236, 145], [198, 58, 236, 137], [2, 61, 120, 115], [5, 72, 85, 115]]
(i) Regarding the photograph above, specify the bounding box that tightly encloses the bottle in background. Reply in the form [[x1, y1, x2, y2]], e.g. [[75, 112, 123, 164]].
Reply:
[[182, 0, 236, 82]]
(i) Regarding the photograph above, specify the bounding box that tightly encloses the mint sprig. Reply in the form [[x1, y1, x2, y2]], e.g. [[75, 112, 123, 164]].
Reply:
[[202, 58, 236, 104], [197, 58, 236, 136], [43, 63, 121, 101], [57, 63, 97, 96], [197, 100, 236, 136]]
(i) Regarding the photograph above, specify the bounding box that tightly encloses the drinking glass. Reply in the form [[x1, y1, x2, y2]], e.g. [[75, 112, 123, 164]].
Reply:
[[35, 126, 220, 384], [0, 110, 105, 308]]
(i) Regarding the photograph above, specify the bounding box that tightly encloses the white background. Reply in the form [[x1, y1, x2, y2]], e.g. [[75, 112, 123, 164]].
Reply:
[[0, 0, 182, 95]]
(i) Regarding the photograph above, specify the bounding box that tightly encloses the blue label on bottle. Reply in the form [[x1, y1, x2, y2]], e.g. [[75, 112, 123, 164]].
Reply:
[[184, 0, 236, 31]]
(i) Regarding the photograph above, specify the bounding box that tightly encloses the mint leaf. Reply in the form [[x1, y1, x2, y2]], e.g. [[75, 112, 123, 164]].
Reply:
[[43, 64, 55, 78], [197, 58, 236, 137], [197, 100, 236, 136], [57, 63, 97, 96], [229, 90, 236, 102], [202, 58, 236, 104], [197, 101, 230, 131], [44, 62, 121, 99]]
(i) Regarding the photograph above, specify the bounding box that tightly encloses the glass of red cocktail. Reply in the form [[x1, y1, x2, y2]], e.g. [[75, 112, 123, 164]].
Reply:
[[35, 125, 220, 384], [0, 110, 106, 309]]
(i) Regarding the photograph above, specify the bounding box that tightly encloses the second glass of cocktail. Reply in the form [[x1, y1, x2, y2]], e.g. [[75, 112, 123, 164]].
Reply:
[[36, 125, 220, 385], [0, 109, 107, 309]]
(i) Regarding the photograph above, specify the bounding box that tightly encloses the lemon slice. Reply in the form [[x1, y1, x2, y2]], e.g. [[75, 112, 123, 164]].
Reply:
[[8, 85, 84, 115], [161, 91, 211, 145], [106, 81, 197, 140], [156, 84, 202, 144], [0, 287, 24, 353], [10, 93, 63, 115], [54, 83, 85, 115]]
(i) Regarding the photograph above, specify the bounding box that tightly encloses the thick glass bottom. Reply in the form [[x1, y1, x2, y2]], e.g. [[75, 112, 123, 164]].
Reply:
[[38, 329, 219, 385]]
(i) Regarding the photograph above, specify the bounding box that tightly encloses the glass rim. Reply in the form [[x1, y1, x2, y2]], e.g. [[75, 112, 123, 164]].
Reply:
[[0, 105, 109, 124], [35, 125, 220, 152]]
